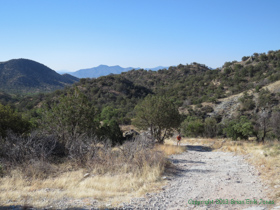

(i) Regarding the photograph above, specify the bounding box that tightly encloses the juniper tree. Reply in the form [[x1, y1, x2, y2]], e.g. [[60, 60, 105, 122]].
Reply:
[[133, 95, 181, 144]]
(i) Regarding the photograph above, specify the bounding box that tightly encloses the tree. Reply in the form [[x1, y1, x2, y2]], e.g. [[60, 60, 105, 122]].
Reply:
[[41, 88, 100, 148], [133, 95, 181, 144], [253, 109, 271, 143], [271, 111, 280, 140], [204, 117, 217, 138], [99, 120, 124, 146], [0, 104, 31, 138], [99, 106, 124, 145], [100, 106, 119, 124], [223, 116, 253, 140], [181, 117, 204, 137]]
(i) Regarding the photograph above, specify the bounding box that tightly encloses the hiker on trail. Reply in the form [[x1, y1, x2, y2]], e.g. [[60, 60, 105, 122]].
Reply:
[[177, 134, 181, 146]]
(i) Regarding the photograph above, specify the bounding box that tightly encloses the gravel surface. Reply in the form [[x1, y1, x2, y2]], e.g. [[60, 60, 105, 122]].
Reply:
[[119, 144, 276, 210]]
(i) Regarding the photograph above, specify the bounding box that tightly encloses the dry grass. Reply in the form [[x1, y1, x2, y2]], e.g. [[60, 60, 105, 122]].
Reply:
[[0, 138, 187, 208], [155, 144, 186, 156], [0, 164, 164, 208], [119, 125, 138, 132]]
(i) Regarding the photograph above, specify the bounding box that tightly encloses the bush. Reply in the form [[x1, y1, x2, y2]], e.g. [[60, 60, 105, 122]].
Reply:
[[0, 131, 57, 164], [0, 164, 4, 177], [204, 117, 217, 137], [87, 135, 165, 176], [41, 88, 100, 151], [258, 89, 274, 107], [99, 120, 124, 146], [239, 92, 255, 111], [242, 56, 250, 61], [0, 104, 32, 138], [181, 117, 204, 137], [223, 116, 253, 140], [201, 105, 214, 113]]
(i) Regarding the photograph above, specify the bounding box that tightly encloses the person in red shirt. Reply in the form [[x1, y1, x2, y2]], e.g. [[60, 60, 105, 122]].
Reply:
[[177, 134, 181, 146]]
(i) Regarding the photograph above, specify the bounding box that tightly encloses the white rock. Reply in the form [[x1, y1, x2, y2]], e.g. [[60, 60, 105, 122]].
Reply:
[[83, 173, 90, 178]]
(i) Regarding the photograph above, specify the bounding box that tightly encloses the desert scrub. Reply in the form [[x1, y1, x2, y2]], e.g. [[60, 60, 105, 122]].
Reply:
[[88, 136, 166, 177], [0, 135, 169, 208]]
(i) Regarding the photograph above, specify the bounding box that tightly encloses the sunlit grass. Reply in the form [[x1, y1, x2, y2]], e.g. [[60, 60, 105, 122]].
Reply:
[[155, 144, 186, 156], [0, 137, 188, 208], [0, 161, 166, 208]]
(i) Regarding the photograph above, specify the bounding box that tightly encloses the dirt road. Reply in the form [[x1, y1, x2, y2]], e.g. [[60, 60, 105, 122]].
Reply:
[[120, 144, 276, 210]]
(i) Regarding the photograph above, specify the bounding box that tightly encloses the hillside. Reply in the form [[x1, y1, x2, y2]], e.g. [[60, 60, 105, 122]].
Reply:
[[0, 91, 18, 106], [0, 59, 79, 94], [61, 73, 80, 83], [13, 50, 280, 124]]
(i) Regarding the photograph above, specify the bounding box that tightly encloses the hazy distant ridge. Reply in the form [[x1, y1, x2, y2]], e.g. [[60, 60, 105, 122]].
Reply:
[[65, 65, 167, 78]]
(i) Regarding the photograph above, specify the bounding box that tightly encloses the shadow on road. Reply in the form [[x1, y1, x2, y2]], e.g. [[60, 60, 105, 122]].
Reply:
[[165, 165, 215, 177], [170, 159, 205, 164], [0, 206, 33, 210], [186, 145, 212, 152]]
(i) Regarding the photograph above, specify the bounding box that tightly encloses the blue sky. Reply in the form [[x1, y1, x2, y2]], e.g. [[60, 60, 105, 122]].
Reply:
[[1, 0, 280, 71]]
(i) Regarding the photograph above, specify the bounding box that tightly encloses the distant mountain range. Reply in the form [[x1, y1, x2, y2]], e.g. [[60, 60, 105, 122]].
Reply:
[[59, 65, 168, 78], [0, 59, 79, 94]]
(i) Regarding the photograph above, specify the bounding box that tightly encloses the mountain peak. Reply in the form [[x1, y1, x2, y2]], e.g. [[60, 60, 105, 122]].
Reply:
[[0, 59, 78, 94]]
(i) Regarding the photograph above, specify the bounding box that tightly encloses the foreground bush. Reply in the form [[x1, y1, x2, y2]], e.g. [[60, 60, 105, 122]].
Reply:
[[41, 88, 124, 151], [0, 131, 166, 179], [41, 89, 100, 149], [0, 131, 57, 164]]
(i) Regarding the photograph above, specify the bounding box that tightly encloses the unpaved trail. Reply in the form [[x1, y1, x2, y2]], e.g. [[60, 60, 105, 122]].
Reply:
[[119, 144, 276, 210]]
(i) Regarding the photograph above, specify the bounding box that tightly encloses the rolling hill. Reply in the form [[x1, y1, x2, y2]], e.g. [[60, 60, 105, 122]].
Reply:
[[0, 59, 79, 94]]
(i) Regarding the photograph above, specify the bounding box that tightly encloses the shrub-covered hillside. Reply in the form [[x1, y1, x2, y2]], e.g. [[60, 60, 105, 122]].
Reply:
[[121, 50, 280, 105], [7, 50, 279, 122]]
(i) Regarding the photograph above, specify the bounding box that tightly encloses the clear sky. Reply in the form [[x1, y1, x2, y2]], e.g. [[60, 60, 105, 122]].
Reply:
[[1, 0, 280, 71]]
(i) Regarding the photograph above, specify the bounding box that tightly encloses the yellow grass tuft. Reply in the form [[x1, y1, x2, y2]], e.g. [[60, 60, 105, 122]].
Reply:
[[155, 144, 186, 156]]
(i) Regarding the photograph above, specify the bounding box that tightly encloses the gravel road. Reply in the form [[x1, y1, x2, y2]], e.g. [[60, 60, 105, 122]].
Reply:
[[119, 144, 276, 210]]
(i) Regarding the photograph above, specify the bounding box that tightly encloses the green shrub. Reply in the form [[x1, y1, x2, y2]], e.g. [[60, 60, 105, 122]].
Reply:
[[0, 104, 32, 138], [204, 117, 217, 137], [181, 117, 204, 137], [223, 116, 253, 140], [41, 88, 100, 150]]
